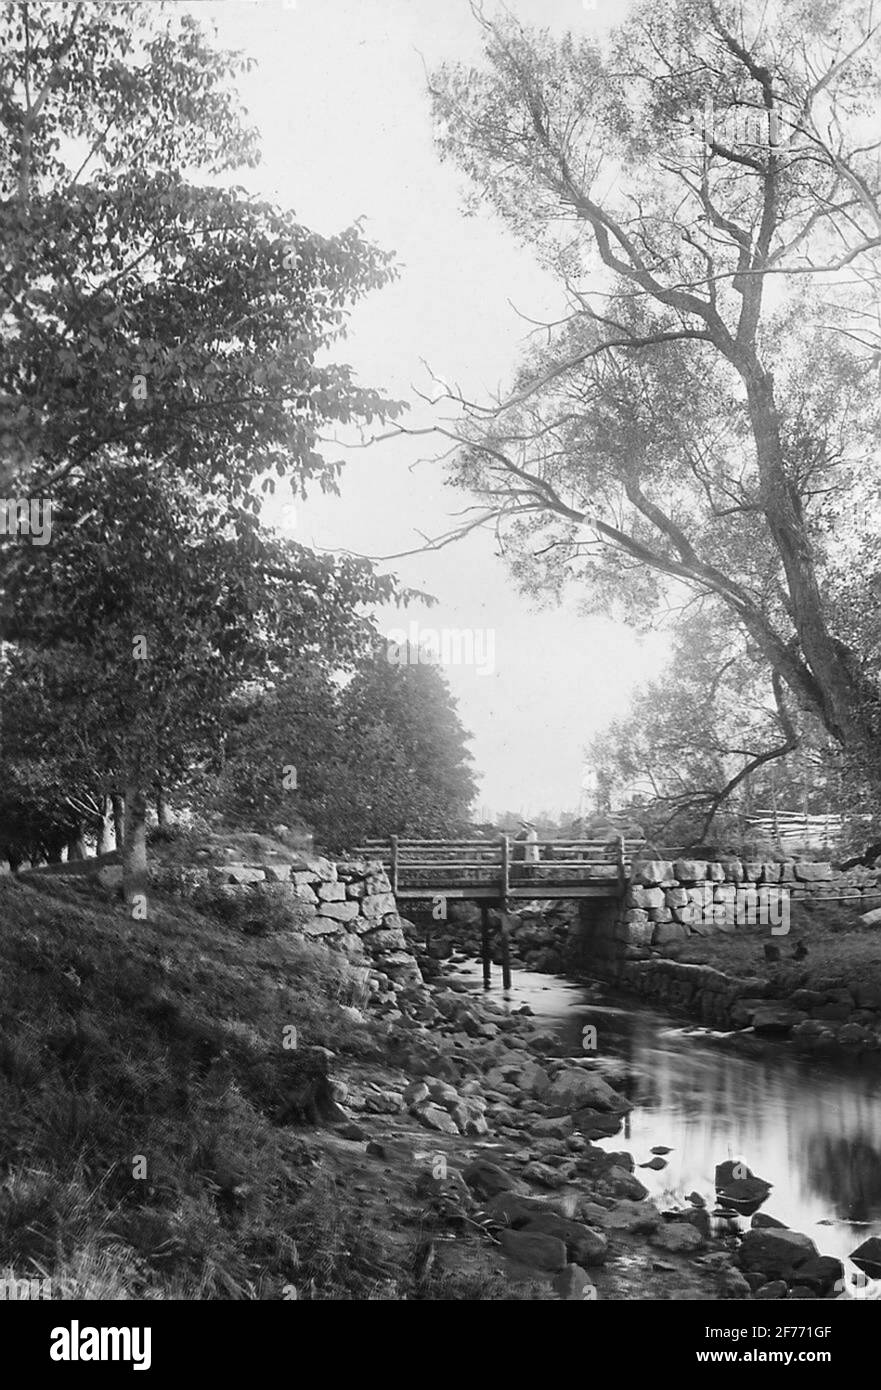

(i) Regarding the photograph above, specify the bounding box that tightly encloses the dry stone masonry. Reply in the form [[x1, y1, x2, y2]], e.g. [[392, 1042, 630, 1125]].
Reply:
[[152, 853, 424, 995]]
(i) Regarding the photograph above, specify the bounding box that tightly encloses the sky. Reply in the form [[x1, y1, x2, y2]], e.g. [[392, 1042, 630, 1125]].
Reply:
[[196, 0, 668, 818]]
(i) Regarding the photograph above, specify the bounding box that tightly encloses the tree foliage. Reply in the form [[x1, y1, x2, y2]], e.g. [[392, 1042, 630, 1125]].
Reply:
[[422, 0, 881, 789]]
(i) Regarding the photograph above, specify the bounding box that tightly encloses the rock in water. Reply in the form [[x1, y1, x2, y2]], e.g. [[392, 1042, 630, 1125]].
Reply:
[[736, 1229, 818, 1281], [850, 1236, 881, 1279], [546, 1069, 631, 1113]]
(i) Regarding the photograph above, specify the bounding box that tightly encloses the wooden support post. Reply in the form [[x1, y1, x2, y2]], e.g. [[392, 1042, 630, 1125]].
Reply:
[[498, 831, 512, 990], [481, 903, 491, 991], [500, 832, 510, 906], [500, 915, 512, 992], [390, 835, 399, 895]]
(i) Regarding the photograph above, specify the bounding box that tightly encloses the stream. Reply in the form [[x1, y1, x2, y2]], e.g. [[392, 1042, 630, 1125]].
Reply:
[[451, 959, 881, 1285]]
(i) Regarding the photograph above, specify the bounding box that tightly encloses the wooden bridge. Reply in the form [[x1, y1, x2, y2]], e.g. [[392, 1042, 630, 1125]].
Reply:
[[353, 835, 644, 990], [353, 835, 644, 903]]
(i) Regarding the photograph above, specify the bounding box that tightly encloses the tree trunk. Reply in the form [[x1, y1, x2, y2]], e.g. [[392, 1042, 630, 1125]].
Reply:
[[66, 832, 87, 861], [112, 793, 126, 851], [156, 785, 174, 829], [122, 785, 148, 910], [744, 365, 879, 750], [97, 795, 115, 855]]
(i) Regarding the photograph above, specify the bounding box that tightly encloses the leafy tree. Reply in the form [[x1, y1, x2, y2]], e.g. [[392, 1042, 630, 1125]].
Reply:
[[334, 647, 477, 846], [423, 1, 881, 780], [0, 454, 399, 896], [200, 646, 478, 852], [0, 2, 400, 510], [586, 618, 848, 845], [0, 3, 407, 896]]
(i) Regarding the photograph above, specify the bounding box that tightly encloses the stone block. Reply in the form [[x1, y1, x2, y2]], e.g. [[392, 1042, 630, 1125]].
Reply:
[[318, 882, 346, 901], [624, 908, 649, 925], [632, 860, 674, 887], [318, 900, 360, 923], [360, 891, 398, 922], [653, 921, 687, 945], [674, 859, 708, 882], [794, 862, 833, 882]]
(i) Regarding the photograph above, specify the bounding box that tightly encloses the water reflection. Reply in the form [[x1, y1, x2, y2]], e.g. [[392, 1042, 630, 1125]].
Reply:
[[450, 960, 881, 1267]]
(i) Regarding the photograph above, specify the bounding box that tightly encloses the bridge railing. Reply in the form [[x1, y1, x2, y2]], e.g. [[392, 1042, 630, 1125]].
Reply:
[[353, 835, 645, 897]]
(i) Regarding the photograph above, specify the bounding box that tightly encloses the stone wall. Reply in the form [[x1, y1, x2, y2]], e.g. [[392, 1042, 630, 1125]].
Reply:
[[582, 856, 878, 960], [150, 852, 424, 996]]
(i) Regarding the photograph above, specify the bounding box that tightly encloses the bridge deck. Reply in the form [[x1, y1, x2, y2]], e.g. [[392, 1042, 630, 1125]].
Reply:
[[353, 836, 644, 904]]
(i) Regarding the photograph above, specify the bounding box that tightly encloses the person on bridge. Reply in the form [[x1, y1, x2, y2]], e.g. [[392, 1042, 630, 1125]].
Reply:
[[513, 821, 540, 878]]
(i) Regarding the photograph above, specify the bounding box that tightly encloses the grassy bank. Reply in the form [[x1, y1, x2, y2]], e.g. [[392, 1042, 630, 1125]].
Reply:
[[0, 870, 459, 1299]]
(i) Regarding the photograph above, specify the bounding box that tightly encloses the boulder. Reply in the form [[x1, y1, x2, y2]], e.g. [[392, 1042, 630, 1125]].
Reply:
[[514, 1061, 551, 1098], [755, 1280, 788, 1299], [484, 1191, 555, 1225], [850, 1236, 881, 1278], [520, 1214, 608, 1266], [651, 1221, 703, 1252], [579, 1199, 662, 1234], [751, 1004, 807, 1035], [499, 1228, 567, 1271], [546, 1069, 631, 1113], [553, 1264, 595, 1300], [572, 1107, 624, 1139], [795, 1255, 843, 1294], [521, 1162, 571, 1189], [601, 1166, 649, 1200], [736, 1228, 818, 1280], [463, 1160, 524, 1200], [413, 1102, 459, 1135]]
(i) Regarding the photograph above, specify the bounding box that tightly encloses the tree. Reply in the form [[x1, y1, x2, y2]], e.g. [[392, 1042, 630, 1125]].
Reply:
[[586, 618, 848, 844], [336, 647, 478, 846], [0, 453, 400, 897], [0, 1, 400, 520], [419, 1, 881, 779], [0, 2, 407, 897], [193, 662, 349, 842], [201, 645, 479, 852]]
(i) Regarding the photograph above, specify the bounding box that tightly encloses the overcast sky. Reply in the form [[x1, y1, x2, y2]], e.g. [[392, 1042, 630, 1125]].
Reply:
[[200, 0, 668, 818]]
